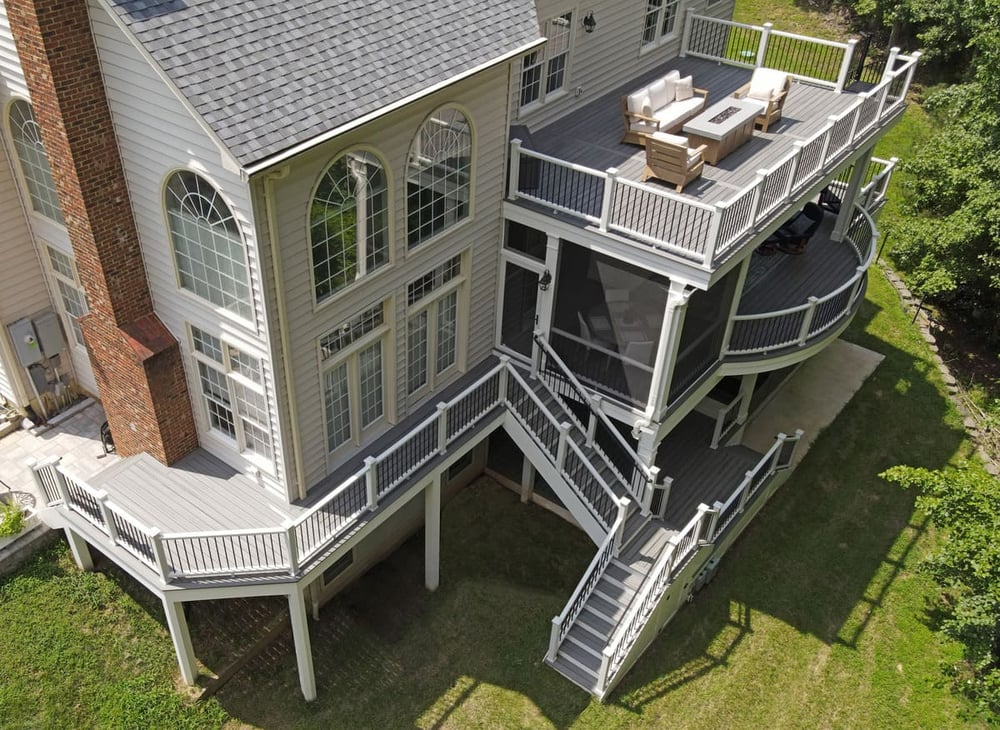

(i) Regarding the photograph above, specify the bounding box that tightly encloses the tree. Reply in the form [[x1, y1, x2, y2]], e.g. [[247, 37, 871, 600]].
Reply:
[[881, 465, 1000, 717]]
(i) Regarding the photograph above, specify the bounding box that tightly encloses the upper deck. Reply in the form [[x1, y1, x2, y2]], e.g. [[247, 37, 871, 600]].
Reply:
[[505, 16, 918, 280]]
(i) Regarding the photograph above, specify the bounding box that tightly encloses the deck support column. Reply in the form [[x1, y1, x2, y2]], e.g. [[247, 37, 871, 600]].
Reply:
[[649, 282, 692, 423], [64, 528, 94, 571], [288, 587, 317, 701], [425, 475, 442, 591], [519, 459, 536, 503], [162, 597, 197, 685], [831, 144, 875, 241]]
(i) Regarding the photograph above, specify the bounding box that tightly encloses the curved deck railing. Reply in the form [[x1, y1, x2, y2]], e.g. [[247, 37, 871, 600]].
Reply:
[[723, 202, 877, 356]]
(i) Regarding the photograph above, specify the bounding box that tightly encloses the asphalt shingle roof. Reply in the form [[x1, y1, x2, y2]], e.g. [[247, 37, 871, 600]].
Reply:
[[106, 0, 541, 167]]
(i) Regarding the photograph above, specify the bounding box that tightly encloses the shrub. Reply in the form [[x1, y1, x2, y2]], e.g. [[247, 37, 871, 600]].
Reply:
[[0, 498, 25, 537]]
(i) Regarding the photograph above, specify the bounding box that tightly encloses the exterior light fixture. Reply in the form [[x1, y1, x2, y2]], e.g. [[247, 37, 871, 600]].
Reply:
[[583, 12, 596, 33], [538, 269, 552, 291]]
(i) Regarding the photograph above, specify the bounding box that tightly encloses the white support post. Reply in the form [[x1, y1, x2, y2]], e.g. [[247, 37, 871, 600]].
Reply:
[[95, 490, 118, 543], [657, 476, 673, 520], [498, 355, 510, 402], [748, 173, 765, 226], [832, 149, 874, 240], [162, 597, 197, 685], [645, 465, 661, 515], [819, 121, 835, 167], [150, 528, 170, 582], [507, 139, 522, 201], [283, 519, 299, 576], [556, 422, 572, 471], [797, 297, 819, 344], [881, 47, 900, 83], [613, 498, 631, 556], [771, 432, 788, 473], [756, 23, 772, 68], [64, 528, 94, 571], [707, 502, 723, 541], [586, 394, 602, 447], [520, 459, 536, 503], [547, 616, 563, 661], [598, 168, 618, 232], [835, 39, 858, 93], [365, 456, 379, 510], [530, 337, 542, 378], [679, 8, 694, 57], [736, 471, 753, 513], [424, 475, 442, 591], [695, 503, 714, 544], [436, 402, 449, 455], [702, 202, 725, 266], [288, 587, 317, 701]]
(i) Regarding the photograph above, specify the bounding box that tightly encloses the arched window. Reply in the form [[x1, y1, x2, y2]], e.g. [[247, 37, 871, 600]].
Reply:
[[8, 99, 63, 223], [310, 150, 389, 302], [165, 171, 252, 319], [406, 108, 471, 247]]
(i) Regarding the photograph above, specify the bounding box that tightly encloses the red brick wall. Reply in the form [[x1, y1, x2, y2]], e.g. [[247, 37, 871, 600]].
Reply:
[[6, 0, 198, 464]]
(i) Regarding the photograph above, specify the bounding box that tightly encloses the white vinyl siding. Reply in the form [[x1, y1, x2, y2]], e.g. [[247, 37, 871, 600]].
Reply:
[[88, 2, 285, 491]]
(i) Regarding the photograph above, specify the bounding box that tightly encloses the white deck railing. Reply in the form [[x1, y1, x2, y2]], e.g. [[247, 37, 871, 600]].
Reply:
[[723, 200, 879, 355], [34, 356, 631, 585], [507, 27, 918, 270]]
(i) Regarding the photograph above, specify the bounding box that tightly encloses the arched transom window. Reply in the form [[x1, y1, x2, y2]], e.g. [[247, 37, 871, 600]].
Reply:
[[8, 99, 63, 223], [165, 171, 253, 319], [406, 108, 471, 247], [310, 150, 389, 303]]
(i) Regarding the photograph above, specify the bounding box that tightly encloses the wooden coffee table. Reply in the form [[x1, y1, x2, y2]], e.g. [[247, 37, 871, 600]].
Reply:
[[682, 98, 764, 165]]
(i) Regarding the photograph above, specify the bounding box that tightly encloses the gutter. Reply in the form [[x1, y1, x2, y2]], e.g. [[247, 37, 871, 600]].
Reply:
[[244, 38, 545, 176]]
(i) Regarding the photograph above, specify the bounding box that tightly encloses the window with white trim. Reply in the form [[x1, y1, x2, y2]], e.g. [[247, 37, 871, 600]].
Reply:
[[320, 303, 388, 453], [311, 150, 389, 303], [518, 13, 574, 111], [189, 325, 273, 463], [46, 246, 88, 347], [406, 108, 471, 248], [641, 0, 681, 48], [406, 256, 463, 395], [8, 100, 63, 223], [166, 171, 253, 319]]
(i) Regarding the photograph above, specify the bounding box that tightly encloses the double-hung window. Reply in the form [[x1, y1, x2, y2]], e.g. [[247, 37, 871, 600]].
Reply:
[[45, 246, 89, 347], [406, 255, 463, 395], [518, 13, 573, 112], [320, 303, 388, 453], [189, 325, 273, 465], [640, 0, 681, 49]]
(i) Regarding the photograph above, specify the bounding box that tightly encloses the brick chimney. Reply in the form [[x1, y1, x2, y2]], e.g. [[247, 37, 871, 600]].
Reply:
[[5, 0, 198, 464]]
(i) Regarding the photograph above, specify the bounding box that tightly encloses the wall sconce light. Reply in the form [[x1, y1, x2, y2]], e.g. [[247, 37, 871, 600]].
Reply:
[[583, 12, 597, 33], [538, 269, 552, 291]]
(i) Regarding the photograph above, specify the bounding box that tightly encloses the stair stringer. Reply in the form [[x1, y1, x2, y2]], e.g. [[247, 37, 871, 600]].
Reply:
[[596, 541, 715, 700], [501, 416, 608, 546]]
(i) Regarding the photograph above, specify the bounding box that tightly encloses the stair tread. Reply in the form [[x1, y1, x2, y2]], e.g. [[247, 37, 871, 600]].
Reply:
[[606, 561, 645, 590], [547, 654, 598, 693], [579, 607, 615, 637], [575, 615, 612, 642], [586, 592, 630, 622], [594, 576, 636, 604], [560, 637, 603, 672], [565, 627, 605, 657]]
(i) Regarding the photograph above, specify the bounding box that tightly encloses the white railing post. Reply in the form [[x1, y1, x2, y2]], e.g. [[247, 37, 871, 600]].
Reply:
[[770, 432, 788, 473], [703, 202, 724, 266], [901, 52, 921, 99], [530, 339, 542, 378], [613, 498, 631, 556], [556, 422, 572, 471], [798, 297, 819, 344], [586, 394, 602, 446], [95, 490, 118, 543], [881, 47, 900, 83], [149, 528, 170, 582], [282, 519, 300, 576], [547, 616, 563, 661], [695, 503, 714, 544], [749, 171, 766, 224], [819, 122, 834, 167], [645, 465, 661, 515], [365, 455, 379, 510], [437, 402, 449, 455], [54, 466, 72, 511], [786, 142, 804, 196], [756, 22, 772, 68], [598, 648, 613, 694], [664, 535, 682, 580], [599, 168, 618, 232], [679, 8, 694, 57], [834, 38, 858, 93], [657, 476, 673, 520], [508, 139, 522, 201], [736, 471, 753, 513], [786, 428, 806, 466], [705, 503, 721, 543], [27, 456, 61, 505], [498, 355, 510, 403]]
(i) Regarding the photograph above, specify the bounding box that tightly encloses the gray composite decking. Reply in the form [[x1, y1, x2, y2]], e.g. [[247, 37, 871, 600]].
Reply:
[[525, 56, 864, 208]]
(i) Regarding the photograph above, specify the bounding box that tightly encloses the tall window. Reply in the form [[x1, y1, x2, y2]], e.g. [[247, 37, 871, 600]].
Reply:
[[406, 108, 471, 247], [519, 13, 573, 110], [190, 325, 273, 463], [320, 303, 388, 453], [311, 150, 389, 303], [166, 171, 253, 319], [8, 100, 63, 223], [641, 0, 681, 48], [406, 256, 463, 395], [46, 246, 88, 347]]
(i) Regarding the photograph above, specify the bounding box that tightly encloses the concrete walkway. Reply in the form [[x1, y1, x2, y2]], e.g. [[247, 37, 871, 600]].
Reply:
[[0, 399, 117, 508], [741, 338, 884, 462]]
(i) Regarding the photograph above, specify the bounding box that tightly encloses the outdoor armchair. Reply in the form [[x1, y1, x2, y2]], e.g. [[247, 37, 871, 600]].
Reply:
[[732, 67, 792, 132], [641, 132, 706, 193]]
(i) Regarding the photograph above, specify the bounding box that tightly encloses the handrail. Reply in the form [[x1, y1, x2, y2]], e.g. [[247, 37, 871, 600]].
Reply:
[[723, 202, 878, 356], [507, 30, 919, 270]]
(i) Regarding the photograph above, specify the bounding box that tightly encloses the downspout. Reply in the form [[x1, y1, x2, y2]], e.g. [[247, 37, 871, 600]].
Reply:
[[262, 167, 308, 501]]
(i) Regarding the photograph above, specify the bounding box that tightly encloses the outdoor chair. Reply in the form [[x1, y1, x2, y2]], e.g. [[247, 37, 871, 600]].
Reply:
[[641, 132, 706, 193], [818, 185, 842, 214], [772, 202, 824, 254], [732, 67, 792, 132]]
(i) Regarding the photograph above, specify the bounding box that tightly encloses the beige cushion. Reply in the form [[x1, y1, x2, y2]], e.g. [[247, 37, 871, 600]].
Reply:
[[648, 79, 670, 111], [649, 132, 688, 147], [675, 76, 694, 101], [748, 67, 788, 101], [627, 90, 649, 114]]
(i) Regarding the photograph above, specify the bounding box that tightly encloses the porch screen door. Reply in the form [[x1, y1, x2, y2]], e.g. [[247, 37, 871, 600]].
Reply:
[[499, 260, 540, 358]]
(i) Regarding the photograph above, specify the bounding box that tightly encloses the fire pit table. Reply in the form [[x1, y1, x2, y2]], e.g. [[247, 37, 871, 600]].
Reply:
[[681, 98, 765, 165]]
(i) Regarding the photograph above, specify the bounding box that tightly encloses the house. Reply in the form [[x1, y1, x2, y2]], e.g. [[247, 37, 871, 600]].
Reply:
[[0, 0, 917, 701]]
